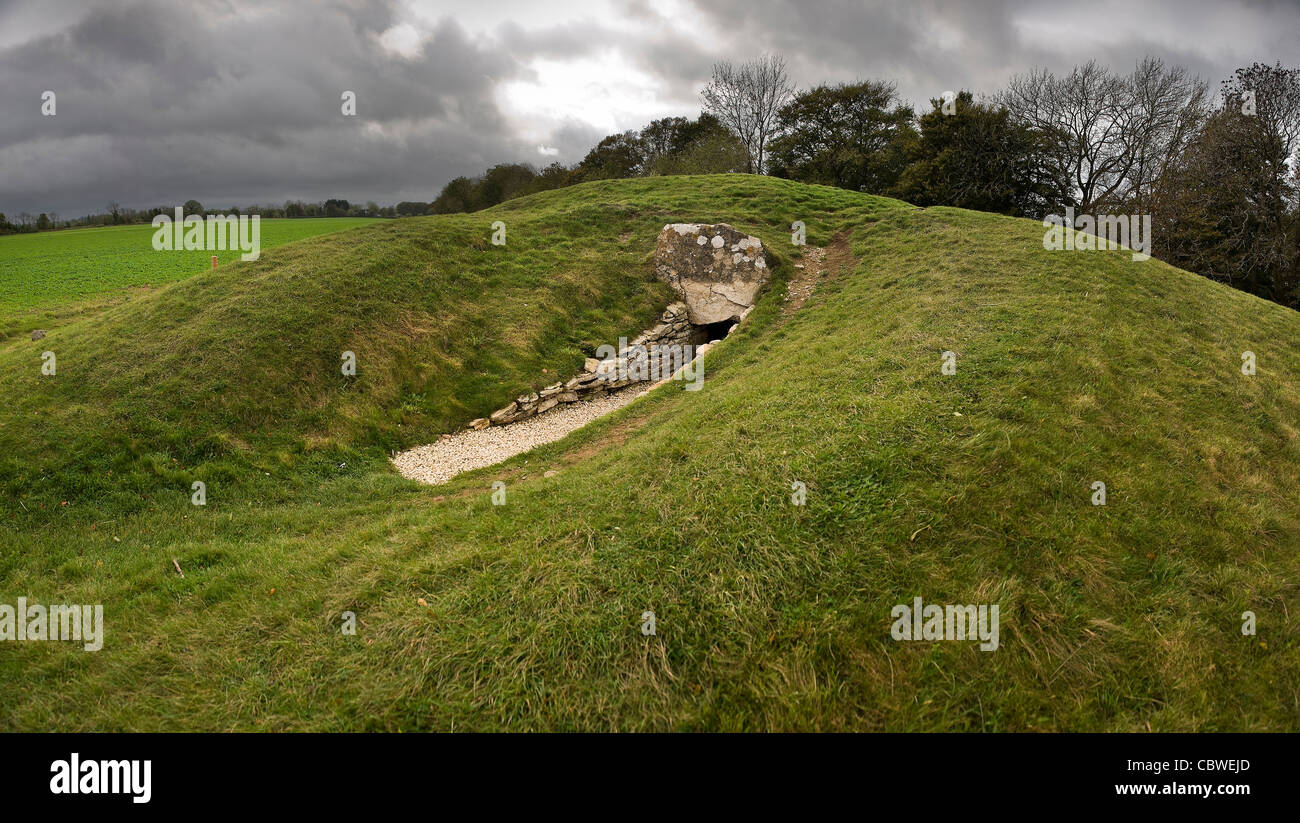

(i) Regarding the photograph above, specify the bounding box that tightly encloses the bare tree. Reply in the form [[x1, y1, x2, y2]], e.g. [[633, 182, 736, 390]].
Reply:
[[1001, 58, 1207, 212], [1120, 57, 1210, 213], [701, 54, 794, 174], [1000, 61, 1124, 210], [701, 61, 754, 170]]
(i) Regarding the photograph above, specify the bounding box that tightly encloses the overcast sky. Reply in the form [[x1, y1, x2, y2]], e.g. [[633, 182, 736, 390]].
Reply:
[[2, 0, 1299, 216]]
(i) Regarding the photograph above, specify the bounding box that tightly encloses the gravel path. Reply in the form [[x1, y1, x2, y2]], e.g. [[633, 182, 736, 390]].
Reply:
[[391, 388, 645, 486]]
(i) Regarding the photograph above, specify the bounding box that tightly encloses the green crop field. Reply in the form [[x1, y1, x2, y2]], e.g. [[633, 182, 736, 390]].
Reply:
[[0, 218, 378, 338], [1, 175, 1297, 731]]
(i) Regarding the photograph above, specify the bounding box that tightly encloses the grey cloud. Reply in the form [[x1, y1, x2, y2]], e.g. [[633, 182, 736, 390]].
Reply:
[[2, 0, 1300, 216], [682, 0, 1300, 111], [0, 0, 534, 214]]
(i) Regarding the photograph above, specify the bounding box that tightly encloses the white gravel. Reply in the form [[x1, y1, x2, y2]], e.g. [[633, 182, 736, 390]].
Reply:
[[391, 388, 645, 486]]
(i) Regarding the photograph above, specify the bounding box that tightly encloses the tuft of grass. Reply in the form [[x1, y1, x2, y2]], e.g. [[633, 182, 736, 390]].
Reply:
[[1, 175, 1296, 731]]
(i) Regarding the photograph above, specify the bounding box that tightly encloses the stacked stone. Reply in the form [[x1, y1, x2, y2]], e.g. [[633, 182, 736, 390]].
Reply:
[[630, 302, 694, 348], [470, 302, 695, 429], [468, 221, 769, 431]]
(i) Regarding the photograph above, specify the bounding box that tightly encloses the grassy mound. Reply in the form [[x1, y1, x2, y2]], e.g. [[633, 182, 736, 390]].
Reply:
[[1, 175, 1296, 731]]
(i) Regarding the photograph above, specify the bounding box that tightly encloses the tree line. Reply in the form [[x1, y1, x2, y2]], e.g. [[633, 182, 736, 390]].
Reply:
[[0, 198, 400, 236], [421, 111, 749, 214], [7, 54, 1295, 308], [430, 55, 1300, 310]]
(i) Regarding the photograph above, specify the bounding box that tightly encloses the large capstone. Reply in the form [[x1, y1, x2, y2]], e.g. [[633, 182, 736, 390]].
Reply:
[[654, 223, 769, 325]]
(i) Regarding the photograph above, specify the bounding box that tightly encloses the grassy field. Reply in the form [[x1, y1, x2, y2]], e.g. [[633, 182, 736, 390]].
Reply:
[[1, 175, 1296, 731], [0, 218, 378, 338]]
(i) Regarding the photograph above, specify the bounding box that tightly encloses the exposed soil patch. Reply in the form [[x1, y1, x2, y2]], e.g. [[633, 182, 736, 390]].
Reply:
[[781, 231, 854, 318], [783, 246, 826, 315], [823, 231, 855, 281]]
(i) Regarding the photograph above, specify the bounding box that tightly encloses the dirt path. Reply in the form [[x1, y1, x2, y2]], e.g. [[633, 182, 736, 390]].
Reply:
[[783, 245, 827, 315], [781, 233, 852, 317]]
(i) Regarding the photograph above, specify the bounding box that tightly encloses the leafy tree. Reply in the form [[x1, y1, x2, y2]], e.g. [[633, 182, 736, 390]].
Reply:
[[395, 201, 430, 217], [644, 113, 746, 175], [576, 131, 645, 180], [525, 161, 578, 194], [639, 116, 691, 164], [892, 91, 1052, 216], [431, 176, 476, 214], [427, 112, 743, 214], [1221, 63, 1300, 261], [1153, 84, 1299, 305], [768, 80, 917, 193], [1223, 62, 1300, 167], [652, 131, 748, 175], [475, 163, 537, 206]]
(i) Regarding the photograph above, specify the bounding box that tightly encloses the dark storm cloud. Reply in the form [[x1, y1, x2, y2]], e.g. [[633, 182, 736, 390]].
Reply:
[[2, 0, 1299, 216], [0, 0, 539, 214], [683, 0, 1300, 107]]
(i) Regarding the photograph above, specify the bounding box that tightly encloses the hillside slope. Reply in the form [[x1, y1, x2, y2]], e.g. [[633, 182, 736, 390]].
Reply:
[[1, 176, 1296, 731]]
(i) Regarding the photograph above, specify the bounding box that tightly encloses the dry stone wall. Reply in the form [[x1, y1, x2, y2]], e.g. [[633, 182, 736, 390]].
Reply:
[[468, 223, 769, 430]]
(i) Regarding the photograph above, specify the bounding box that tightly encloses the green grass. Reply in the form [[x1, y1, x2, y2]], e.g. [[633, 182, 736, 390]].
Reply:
[[1, 175, 1296, 731], [0, 218, 379, 338]]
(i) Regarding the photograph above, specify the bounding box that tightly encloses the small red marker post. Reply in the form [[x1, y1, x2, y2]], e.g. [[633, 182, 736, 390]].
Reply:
[[211, 255, 218, 269]]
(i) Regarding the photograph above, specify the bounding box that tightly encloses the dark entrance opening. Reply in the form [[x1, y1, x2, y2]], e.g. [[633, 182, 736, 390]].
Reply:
[[697, 317, 739, 343]]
